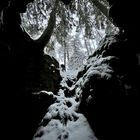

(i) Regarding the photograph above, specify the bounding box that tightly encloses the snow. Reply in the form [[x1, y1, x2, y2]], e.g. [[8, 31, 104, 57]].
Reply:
[[29, 35, 127, 140], [33, 115, 98, 140], [32, 51, 115, 139], [33, 66, 99, 140], [32, 90, 54, 96], [26, 2, 119, 138], [33, 93, 98, 140], [67, 115, 98, 140], [70, 38, 118, 107], [60, 69, 78, 81], [32, 32, 120, 140]]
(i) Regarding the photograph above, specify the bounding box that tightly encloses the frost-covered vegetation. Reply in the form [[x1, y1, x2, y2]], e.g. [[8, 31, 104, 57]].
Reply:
[[21, 0, 118, 71]]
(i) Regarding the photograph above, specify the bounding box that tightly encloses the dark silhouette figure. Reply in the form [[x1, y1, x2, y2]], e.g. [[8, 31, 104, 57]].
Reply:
[[60, 64, 66, 71]]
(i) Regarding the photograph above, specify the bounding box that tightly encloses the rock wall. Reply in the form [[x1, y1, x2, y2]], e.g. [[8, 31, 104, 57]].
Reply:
[[77, 34, 140, 140], [0, 0, 61, 139], [77, 0, 140, 139], [1, 1, 140, 140]]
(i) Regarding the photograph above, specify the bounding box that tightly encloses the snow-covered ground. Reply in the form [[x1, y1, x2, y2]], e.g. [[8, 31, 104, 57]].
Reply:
[[33, 87, 98, 140], [32, 65, 99, 140], [33, 114, 98, 140]]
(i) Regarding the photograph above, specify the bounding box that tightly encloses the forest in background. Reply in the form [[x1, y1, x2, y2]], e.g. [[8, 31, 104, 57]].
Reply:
[[21, 0, 118, 70], [0, 0, 140, 140]]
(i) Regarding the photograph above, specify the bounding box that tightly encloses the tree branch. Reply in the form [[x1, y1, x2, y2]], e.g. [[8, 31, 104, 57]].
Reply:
[[91, 0, 112, 23], [32, 0, 59, 47]]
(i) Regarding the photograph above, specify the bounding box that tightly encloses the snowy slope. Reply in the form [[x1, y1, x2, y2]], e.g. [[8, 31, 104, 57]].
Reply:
[[33, 88, 98, 140], [33, 114, 98, 140]]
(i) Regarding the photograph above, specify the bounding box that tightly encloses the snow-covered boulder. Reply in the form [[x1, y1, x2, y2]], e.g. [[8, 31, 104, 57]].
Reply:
[[75, 35, 140, 140], [33, 89, 98, 140]]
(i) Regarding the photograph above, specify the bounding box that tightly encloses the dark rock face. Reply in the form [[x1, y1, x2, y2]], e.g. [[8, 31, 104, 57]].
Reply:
[[77, 0, 140, 139], [78, 35, 140, 140], [0, 0, 61, 139], [40, 55, 61, 93], [108, 0, 140, 52], [31, 55, 61, 137], [60, 0, 73, 5], [1, 0, 140, 139], [31, 91, 57, 138], [25, 54, 61, 93]]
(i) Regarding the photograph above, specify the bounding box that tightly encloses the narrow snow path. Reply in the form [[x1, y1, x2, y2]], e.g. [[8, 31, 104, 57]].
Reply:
[[33, 70, 98, 140], [33, 113, 98, 140]]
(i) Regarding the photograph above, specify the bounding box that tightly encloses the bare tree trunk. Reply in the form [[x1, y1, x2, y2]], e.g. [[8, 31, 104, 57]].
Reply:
[[66, 45, 70, 62], [89, 40, 93, 55], [64, 39, 67, 71], [84, 37, 90, 56], [27, 0, 59, 48]]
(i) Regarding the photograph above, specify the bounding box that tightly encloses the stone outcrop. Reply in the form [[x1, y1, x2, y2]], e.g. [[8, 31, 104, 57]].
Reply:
[[76, 0, 140, 139], [1, 1, 140, 140], [76, 34, 140, 140], [32, 1, 140, 139], [0, 0, 61, 139]]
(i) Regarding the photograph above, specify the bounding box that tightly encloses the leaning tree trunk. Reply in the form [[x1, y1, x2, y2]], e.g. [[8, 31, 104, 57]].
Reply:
[[28, 0, 59, 48]]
